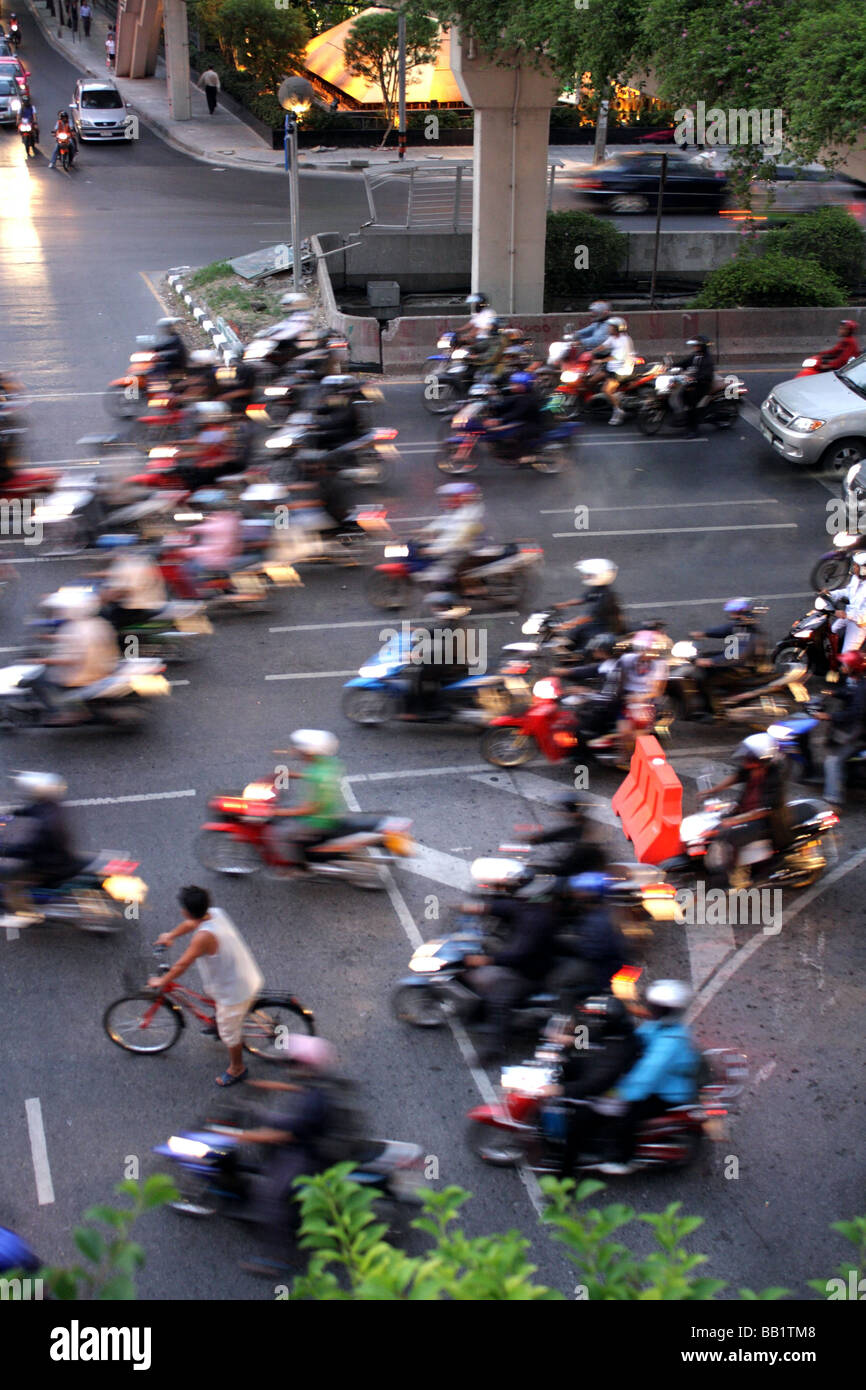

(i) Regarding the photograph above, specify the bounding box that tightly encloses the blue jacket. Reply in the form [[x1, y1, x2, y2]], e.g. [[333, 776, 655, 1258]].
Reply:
[[616, 1019, 700, 1103], [576, 321, 612, 351]]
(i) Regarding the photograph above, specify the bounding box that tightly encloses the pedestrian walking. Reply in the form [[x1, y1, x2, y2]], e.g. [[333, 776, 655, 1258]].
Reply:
[[197, 67, 220, 116], [80, 0, 91, 36], [105, 26, 116, 69], [69, 1, 79, 39], [47, 0, 56, 16]]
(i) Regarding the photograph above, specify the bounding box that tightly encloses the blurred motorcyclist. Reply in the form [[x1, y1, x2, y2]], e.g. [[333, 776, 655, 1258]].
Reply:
[[0, 772, 79, 928], [180, 490, 242, 578], [463, 889, 564, 1062], [420, 482, 486, 589], [596, 318, 636, 425], [96, 545, 167, 633], [402, 592, 473, 720], [309, 375, 363, 451], [549, 872, 631, 1006], [670, 335, 716, 435], [153, 317, 189, 374], [16, 97, 38, 154], [819, 650, 866, 808], [265, 729, 345, 873], [31, 588, 119, 721], [575, 301, 613, 352], [458, 292, 498, 339], [699, 732, 792, 887], [573, 630, 668, 766], [831, 552, 866, 653], [484, 370, 543, 461], [600, 979, 700, 1173], [48, 111, 76, 170], [554, 559, 625, 649], [524, 791, 608, 878], [688, 597, 769, 719], [813, 319, 860, 372]]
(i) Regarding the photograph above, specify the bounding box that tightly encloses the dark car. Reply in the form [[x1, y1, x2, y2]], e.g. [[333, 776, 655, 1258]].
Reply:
[[571, 150, 728, 214]]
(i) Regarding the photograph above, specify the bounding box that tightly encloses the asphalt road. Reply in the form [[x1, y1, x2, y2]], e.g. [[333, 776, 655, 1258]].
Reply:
[[1, 10, 863, 1303]]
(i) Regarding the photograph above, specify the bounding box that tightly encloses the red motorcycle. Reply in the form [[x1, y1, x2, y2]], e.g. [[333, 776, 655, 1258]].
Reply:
[[796, 325, 860, 377], [545, 348, 661, 420], [466, 1043, 747, 1173], [480, 678, 665, 769], [0, 466, 58, 501]]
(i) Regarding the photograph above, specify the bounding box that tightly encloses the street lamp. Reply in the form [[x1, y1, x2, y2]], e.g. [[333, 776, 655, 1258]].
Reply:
[[278, 76, 314, 292]]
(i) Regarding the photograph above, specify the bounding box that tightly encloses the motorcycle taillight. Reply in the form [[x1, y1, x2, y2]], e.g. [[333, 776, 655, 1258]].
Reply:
[[507, 1093, 536, 1122]]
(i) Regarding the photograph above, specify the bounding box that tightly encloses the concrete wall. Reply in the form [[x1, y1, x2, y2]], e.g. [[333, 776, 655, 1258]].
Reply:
[[623, 230, 743, 277], [311, 234, 382, 372]]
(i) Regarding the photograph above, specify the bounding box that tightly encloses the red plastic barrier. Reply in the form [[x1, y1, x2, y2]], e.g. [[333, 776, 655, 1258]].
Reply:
[[611, 735, 683, 864]]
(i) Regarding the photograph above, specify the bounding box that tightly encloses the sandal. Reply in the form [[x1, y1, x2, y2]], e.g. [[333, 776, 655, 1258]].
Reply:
[[215, 1067, 248, 1087]]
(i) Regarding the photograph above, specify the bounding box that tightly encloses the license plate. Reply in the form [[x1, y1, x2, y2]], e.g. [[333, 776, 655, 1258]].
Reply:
[[232, 572, 266, 594], [704, 1116, 727, 1141], [175, 616, 213, 635], [264, 564, 301, 586]]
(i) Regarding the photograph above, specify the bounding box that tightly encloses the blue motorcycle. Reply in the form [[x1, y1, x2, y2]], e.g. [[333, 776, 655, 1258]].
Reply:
[[435, 390, 579, 475], [768, 704, 866, 793], [342, 628, 519, 726]]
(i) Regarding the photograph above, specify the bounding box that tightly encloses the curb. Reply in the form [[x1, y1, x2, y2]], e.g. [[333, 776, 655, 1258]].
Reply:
[[165, 269, 246, 360]]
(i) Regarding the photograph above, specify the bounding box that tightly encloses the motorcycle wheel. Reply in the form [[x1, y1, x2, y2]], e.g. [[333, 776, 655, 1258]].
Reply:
[[481, 725, 533, 767], [341, 686, 393, 725], [242, 994, 316, 1062], [465, 1119, 524, 1167], [773, 642, 812, 677], [73, 890, 125, 935], [422, 379, 462, 415], [391, 984, 446, 1028], [194, 829, 261, 876], [169, 1172, 218, 1218], [637, 404, 665, 436], [366, 569, 412, 612], [356, 448, 390, 487], [810, 554, 851, 591], [347, 858, 387, 891], [435, 441, 478, 475], [711, 401, 739, 430], [532, 444, 566, 475], [667, 1127, 703, 1170], [104, 383, 140, 421]]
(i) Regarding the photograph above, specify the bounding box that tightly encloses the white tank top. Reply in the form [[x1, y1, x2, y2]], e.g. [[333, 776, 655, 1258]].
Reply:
[[194, 908, 264, 1006]]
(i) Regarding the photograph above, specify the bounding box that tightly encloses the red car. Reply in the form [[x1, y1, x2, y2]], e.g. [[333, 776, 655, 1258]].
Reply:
[[0, 54, 30, 100]]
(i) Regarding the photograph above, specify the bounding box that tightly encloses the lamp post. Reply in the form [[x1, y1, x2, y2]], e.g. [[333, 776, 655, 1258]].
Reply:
[[278, 76, 314, 293]]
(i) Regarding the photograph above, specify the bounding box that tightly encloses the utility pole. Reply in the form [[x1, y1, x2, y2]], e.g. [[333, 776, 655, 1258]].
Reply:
[[397, 6, 407, 160]]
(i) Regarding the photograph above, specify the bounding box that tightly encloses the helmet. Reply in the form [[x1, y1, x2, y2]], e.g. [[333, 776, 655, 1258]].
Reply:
[[686, 335, 708, 349], [839, 651, 865, 675], [280, 293, 313, 310], [11, 771, 67, 802], [575, 558, 617, 588], [733, 732, 778, 767], [465, 293, 489, 310], [840, 320, 858, 334], [189, 349, 219, 367], [566, 871, 609, 899], [424, 592, 471, 621], [437, 482, 481, 510], [279, 1035, 338, 1072], [589, 300, 611, 319], [724, 597, 757, 618], [194, 401, 230, 419], [852, 551, 866, 575], [58, 588, 100, 619], [645, 979, 692, 1018], [289, 729, 339, 758], [631, 629, 666, 656], [607, 316, 627, 332], [507, 371, 534, 390]]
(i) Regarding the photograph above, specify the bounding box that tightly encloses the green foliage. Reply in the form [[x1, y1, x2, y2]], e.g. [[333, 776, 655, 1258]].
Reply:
[[807, 1216, 866, 1299], [691, 248, 847, 308], [216, 0, 311, 95], [343, 10, 439, 130], [188, 260, 234, 288], [35, 1176, 177, 1300], [305, 1, 365, 37], [763, 208, 866, 295], [544, 211, 627, 307]]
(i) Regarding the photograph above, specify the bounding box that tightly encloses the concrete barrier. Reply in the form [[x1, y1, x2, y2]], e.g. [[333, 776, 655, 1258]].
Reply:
[[312, 233, 382, 372]]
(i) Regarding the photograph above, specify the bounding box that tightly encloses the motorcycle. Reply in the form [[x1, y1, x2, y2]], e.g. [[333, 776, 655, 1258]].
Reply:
[[637, 367, 745, 435], [0, 656, 170, 731], [31, 579, 213, 666], [341, 628, 525, 727], [546, 348, 662, 421], [660, 796, 839, 889], [55, 128, 74, 171], [195, 776, 416, 889], [8, 20, 21, 49], [156, 530, 300, 615], [772, 592, 844, 679], [666, 639, 811, 725], [366, 537, 543, 613], [423, 333, 480, 415], [768, 702, 866, 796], [809, 530, 865, 592], [435, 386, 579, 476], [0, 818, 146, 934], [796, 348, 860, 378], [154, 1105, 426, 1223], [31, 473, 185, 554], [466, 1040, 748, 1172], [18, 116, 37, 156], [263, 422, 400, 488], [243, 491, 388, 570], [104, 338, 189, 421]]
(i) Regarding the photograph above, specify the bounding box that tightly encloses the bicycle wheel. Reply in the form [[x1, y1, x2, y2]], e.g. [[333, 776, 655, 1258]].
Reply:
[[242, 993, 316, 1062], [103, 993, 183, 1053]]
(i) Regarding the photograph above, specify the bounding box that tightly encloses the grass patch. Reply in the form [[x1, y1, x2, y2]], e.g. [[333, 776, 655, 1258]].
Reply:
[[177, 263, 308, 340], [187, 260, 234, 289]]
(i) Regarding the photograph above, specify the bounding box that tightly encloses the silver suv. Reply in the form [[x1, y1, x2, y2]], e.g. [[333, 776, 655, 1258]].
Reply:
[[70, 78, 136, 141], [759, 355, 866, 475]]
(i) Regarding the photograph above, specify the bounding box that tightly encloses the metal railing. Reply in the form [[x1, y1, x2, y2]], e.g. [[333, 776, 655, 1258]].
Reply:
[[363, 161, 562, 232]]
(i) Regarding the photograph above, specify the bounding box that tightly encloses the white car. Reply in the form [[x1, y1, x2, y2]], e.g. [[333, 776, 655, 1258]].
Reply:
[[69, 78, 136, 141]]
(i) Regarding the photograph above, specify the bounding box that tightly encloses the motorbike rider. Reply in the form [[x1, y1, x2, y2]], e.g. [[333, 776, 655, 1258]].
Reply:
[[0, 371, 25, 484], [402, 592, 473, 720], [16, 96, 38, 152], [599, 979, 701, 1174], [670, 335, 716, 435], [180, 490, 242, 580], [308, 375, 363, 452], [524, 791, 608, 878], [213, 355, 258, 410], [575, 301, 613, 352], [699, 732, 792, 888], [458, 292, 499, 340], [31, 588, 120, 722], [0, 772, 79, 929], [48, 110, 76, 170], [172, 401, 247, 490], [549, 872, 632, 1007], [818, 650, 866, 808], [484, 370, 543, 462], [813, 319, 861, 373], [153, 317, 189, 375], [830, 552, 866, 653], [554, 559, 625, 650], [96, 544, 167, 634], [688, 597, 769, 719], [463, 890, 565, 1062], [595, 317, 636, 425], [265, 729, 345, 873], [610, 630, 670, 765], [420, 482, 486, 592]]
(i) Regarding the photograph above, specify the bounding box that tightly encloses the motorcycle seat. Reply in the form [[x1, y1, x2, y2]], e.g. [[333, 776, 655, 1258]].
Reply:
[[309, 815, 382, 842], [787, 799, 830, 826]]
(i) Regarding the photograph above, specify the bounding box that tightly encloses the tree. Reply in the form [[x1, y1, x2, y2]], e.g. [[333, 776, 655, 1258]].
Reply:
[[306, 2, 366, 37], [215, 0, 311, 95], [343, 8, 438, 144]]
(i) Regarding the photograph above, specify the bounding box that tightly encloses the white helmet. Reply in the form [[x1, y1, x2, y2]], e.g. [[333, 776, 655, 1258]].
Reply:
[[280, 1035, 337, 1072], [189, 349, 219, 366], [734, 732, 778, 766], [645, 979, 693, 1017], [631, 629, 667, 656], [575, 558, 617, 587], [607, 316, 628, 332], [11, 771, 67, 802], [280, 293, 313, 311], [852, 551, 866, 573], [589, 300, 611, 318], [289, 729, 339, 757], [59, 588, 100, 619]]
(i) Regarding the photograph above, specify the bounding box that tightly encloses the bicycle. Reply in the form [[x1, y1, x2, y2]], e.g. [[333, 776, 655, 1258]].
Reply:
[[103, 944, 315, 1060]]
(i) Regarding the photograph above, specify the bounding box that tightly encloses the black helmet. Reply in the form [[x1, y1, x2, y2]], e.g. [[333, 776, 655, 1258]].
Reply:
[[576, 993, 629, 1036], [466, 292, 489, 310], [588, 630, 617, 655], [686, 335, 708, 349]]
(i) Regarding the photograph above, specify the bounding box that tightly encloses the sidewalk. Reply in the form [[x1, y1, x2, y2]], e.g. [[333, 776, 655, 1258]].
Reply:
[[26, 0, 651, 177]]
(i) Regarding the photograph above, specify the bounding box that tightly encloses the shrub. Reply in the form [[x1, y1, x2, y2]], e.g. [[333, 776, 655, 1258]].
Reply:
[[544, 211, 627, 307], [691, 249, 846, 308], [762, 206, 866, 295]]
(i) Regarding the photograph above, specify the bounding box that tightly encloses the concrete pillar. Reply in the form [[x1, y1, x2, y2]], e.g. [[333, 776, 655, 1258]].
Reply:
[[163, 0, 191, 121], [116, 0, 163, 78], [451, 31, 560, 314]]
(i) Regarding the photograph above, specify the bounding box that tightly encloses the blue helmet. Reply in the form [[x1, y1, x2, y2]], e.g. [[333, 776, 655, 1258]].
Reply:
[[566, 872, 609, 898], [507, 371, 534, 390], [0, 1226, 40, 1273], [724, 597, 755, 616]]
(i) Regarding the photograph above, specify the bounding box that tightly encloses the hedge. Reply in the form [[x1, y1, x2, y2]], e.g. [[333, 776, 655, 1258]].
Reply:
[[544, 211, 628, 308], [691, 249, 846, 308]]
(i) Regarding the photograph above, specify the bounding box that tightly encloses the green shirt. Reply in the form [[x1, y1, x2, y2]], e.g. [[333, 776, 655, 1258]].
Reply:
[[301, 756, 344, 829]]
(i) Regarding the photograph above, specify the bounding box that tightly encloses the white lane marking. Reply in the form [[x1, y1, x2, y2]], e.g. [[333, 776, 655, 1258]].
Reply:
[[686, 915, 737, 993], [627, 591, 811, 611], [3, 554, 89, 565], [265, 669, 357, 681], [170, 680, 190, 687], [399, 844, 473, 892], [340, 777, 544, 1216], [740, 401, 839, 497], [5, 925, 19, 941], [0, 646, 26, 654], [347, 763, 495, 783], [25, 1098, 55, 1205], [65, 789, 197, 808], [468, 768, 620, 829], [690, 846, 866, 1021], [269, 612, 518, 634], [552, 523, 797, 539], [540, 498, 779, 515], [18, 457, 138, 468]]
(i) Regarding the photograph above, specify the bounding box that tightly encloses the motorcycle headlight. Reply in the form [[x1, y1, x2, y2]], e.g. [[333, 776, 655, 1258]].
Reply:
[[409, 957, 443, 974], [671, 641, 698, 660], [833, 532, 860, 548], [265, 434, 292, 450], [358, 663, 391, 678], [167, 1136, 210, 1159], [790, 416, 826, 434], [244, 339, 278, 361], [451, 348, 469, 360], [383, 545, 409, 559], [102, 874, 148, 904], [130, 673, 171, 697]]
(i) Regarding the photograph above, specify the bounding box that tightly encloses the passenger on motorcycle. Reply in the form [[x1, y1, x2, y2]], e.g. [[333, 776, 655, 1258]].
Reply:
[[688, 597, 769, 719], [554, 631, 619, 684], [0, 772, 78, 929], [402, 592, 473, 719], [831, 552, 866, 653], [612, 630, 670, 765], [96, 544, 167, 633], [575, 301, 614, 352], [420, 482, 486, 589], [819, 650, 866, 809], [180, 490, 242, 579], [266, 729, 345, 873], [483, 371, 543, 462], [699, 732, 792, 888], [554, 558, 625, 648], [31, 588, 119, 721], [599, 979, 700, 1173], [524, 791, 608, 878], [670, 334, 716, 435], [596, 317, 636, 425]]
